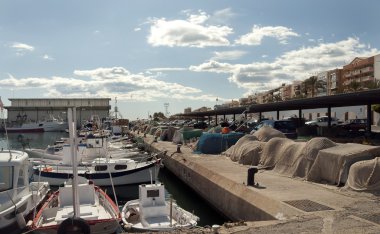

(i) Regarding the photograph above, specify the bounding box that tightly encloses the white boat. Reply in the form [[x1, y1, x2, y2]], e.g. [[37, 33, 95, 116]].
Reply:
[[0, 150, 50, 230], [41, 115, 67, 132], [28, 177, 121, 234], [27, 107, 121, 234], [32, 157, 161, 186], [121, 183, 199, 232], [26, 136, 108, 161]]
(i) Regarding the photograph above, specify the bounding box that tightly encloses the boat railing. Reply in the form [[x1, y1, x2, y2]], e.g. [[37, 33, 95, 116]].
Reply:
[[95, 187, 120, 219]]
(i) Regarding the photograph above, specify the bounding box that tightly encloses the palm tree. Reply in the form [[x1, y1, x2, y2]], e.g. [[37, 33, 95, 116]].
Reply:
[[305, 76, 324, 97], [348, 80, 361, 92]]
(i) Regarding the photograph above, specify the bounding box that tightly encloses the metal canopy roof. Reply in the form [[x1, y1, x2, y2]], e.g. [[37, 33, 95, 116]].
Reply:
[[178, 89, 380, 117]]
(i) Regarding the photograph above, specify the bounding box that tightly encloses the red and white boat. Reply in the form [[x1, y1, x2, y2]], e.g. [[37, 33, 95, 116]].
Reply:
[[26, 108, 121, 234], [5, 122, 44, 133], [28, 177, 121, 234]]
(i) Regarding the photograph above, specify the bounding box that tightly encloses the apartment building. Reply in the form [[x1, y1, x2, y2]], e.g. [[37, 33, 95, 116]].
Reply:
[[184, 107, 192, 114], [343, 54, 380, 91], [327, 68, 343, 95]]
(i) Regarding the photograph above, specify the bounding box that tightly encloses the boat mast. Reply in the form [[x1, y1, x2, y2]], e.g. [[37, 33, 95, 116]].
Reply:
[[68, 107, 80, 217]]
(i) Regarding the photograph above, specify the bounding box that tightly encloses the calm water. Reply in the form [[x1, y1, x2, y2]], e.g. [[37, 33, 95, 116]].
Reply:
[[0, 132, 228, 228]]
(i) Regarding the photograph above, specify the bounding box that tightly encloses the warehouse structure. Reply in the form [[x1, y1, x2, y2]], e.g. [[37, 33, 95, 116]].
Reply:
[[4, 98, 111, 125]]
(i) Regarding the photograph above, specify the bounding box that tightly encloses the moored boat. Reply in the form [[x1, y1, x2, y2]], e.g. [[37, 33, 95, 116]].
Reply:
[[28, 177, 121, 234], [121, 183, 199, 232], [0, 150, 50, 230]]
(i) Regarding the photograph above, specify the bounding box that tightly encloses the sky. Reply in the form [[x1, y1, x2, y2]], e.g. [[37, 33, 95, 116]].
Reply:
[[1, 0, 380, 120]]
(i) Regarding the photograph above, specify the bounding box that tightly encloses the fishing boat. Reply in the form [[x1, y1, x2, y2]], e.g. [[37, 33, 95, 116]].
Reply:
[[28, 177, 121, 234], [27, 107, 121, 234], [41, 115, 67, 132], [121, 183, 199, 232], [0, 150, 50, 230], [5, 122, 44, 133], [32, 156, 161, 186]]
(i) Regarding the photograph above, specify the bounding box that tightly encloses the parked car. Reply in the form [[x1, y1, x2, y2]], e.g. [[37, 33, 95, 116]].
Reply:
[[339, 118, 367, 131], [193, 121, 208, 129], [305, 116, 340, 127], [251, 120, 297, 139]]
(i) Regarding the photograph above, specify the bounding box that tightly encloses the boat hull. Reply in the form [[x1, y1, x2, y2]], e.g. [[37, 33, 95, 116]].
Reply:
[[6, 127, 44, 133], [30, 219, 120, 234], [33, 162, 160, 186], [0, 182, 50, 230]]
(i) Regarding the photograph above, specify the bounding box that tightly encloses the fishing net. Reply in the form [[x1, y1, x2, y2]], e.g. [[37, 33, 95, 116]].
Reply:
[[273, 141, 307, 176], [252, 126, 286, 142], [307, 143, 380, 185], [260, 137, 294, 168], [347, 157, 380, 191], [293, 137, 338, 178], [223, 135, 264, 165]]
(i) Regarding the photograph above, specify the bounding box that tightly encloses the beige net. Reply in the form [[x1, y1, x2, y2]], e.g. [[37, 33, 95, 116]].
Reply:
[[307, 143, 380, 185], [347, 157, 380, 191], [273, 141, 307, 176], [252, 126, 286, 142], [260, 137, 294, 169], [293, 137, 337, 178], [223, 135, 264, 165]]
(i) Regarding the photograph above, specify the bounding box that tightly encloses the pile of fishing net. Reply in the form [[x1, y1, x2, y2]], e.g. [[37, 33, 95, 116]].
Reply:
[[347, 157, 380, 191]]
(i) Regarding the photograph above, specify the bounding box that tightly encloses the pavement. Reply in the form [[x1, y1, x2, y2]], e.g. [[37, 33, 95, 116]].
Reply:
[[135, 132, 380, 233]]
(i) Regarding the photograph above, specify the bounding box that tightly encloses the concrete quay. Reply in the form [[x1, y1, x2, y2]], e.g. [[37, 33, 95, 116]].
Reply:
[[136, 133, 380, 233]]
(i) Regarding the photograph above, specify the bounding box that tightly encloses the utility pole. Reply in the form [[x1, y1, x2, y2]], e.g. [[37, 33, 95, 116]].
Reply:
[[164, 103, 170, 117]]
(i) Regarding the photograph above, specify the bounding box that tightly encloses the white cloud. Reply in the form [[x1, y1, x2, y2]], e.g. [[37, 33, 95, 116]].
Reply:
[[10, 42, 35, 55], [147, 67, 187, 72], [0, 67, 218, 102], [134, 27, 141, 32], [147, 11, 233, 48], [42, 54, 54, 60], [191, 37, 379, 93], [210, 8, 235, 24], [235, 25, 299, 46], [211, 50, 247, 61]]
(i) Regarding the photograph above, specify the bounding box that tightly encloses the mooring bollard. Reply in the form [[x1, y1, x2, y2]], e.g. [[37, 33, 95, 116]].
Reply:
[[176, 144, 182, 153], [247, 167, 258, 186]]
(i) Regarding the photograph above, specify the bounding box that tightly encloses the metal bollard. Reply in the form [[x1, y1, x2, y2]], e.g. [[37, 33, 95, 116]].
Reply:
[[176, 144, 182, 153], [247, 167, 258, 186]]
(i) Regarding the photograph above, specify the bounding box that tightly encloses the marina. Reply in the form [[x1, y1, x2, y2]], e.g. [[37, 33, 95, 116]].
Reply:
[[2, 1, 380, 233]]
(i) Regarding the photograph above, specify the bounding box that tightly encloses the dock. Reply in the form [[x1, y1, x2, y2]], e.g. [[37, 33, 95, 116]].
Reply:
[[135, 133, 380, 233]]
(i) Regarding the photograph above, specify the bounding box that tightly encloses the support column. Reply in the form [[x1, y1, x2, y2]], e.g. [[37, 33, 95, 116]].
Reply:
[[215, 115, 218, 125], [367, 104, 372, 133], [327, 106, 331, 128], [233, 114, 236, 121], [259, 112, 262, 122], [277, 110, 280, 120], [299, 109, 302, 126]]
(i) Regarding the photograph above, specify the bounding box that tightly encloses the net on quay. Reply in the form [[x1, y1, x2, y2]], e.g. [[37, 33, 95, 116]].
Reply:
[[347, 157, 380, 191]]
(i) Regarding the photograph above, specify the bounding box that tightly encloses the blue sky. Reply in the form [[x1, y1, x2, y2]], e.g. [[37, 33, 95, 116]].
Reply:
[[1, 0, 379, 120]]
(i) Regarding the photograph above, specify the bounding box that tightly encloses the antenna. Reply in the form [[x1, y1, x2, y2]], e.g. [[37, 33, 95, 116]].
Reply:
[[164, 103, 170, 116]]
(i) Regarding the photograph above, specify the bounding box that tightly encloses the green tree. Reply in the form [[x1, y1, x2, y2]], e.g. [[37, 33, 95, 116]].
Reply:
[[348, 80, 361, 92], [153, 112, 166, 121]]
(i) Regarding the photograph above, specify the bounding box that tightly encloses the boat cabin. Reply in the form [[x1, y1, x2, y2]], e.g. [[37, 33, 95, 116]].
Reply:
[[138, 183, 167, 226], [0, 150, 29, 211]]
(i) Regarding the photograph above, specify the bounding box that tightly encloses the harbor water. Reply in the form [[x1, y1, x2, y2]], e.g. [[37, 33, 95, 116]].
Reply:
[[0, 132, 228, 230]]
